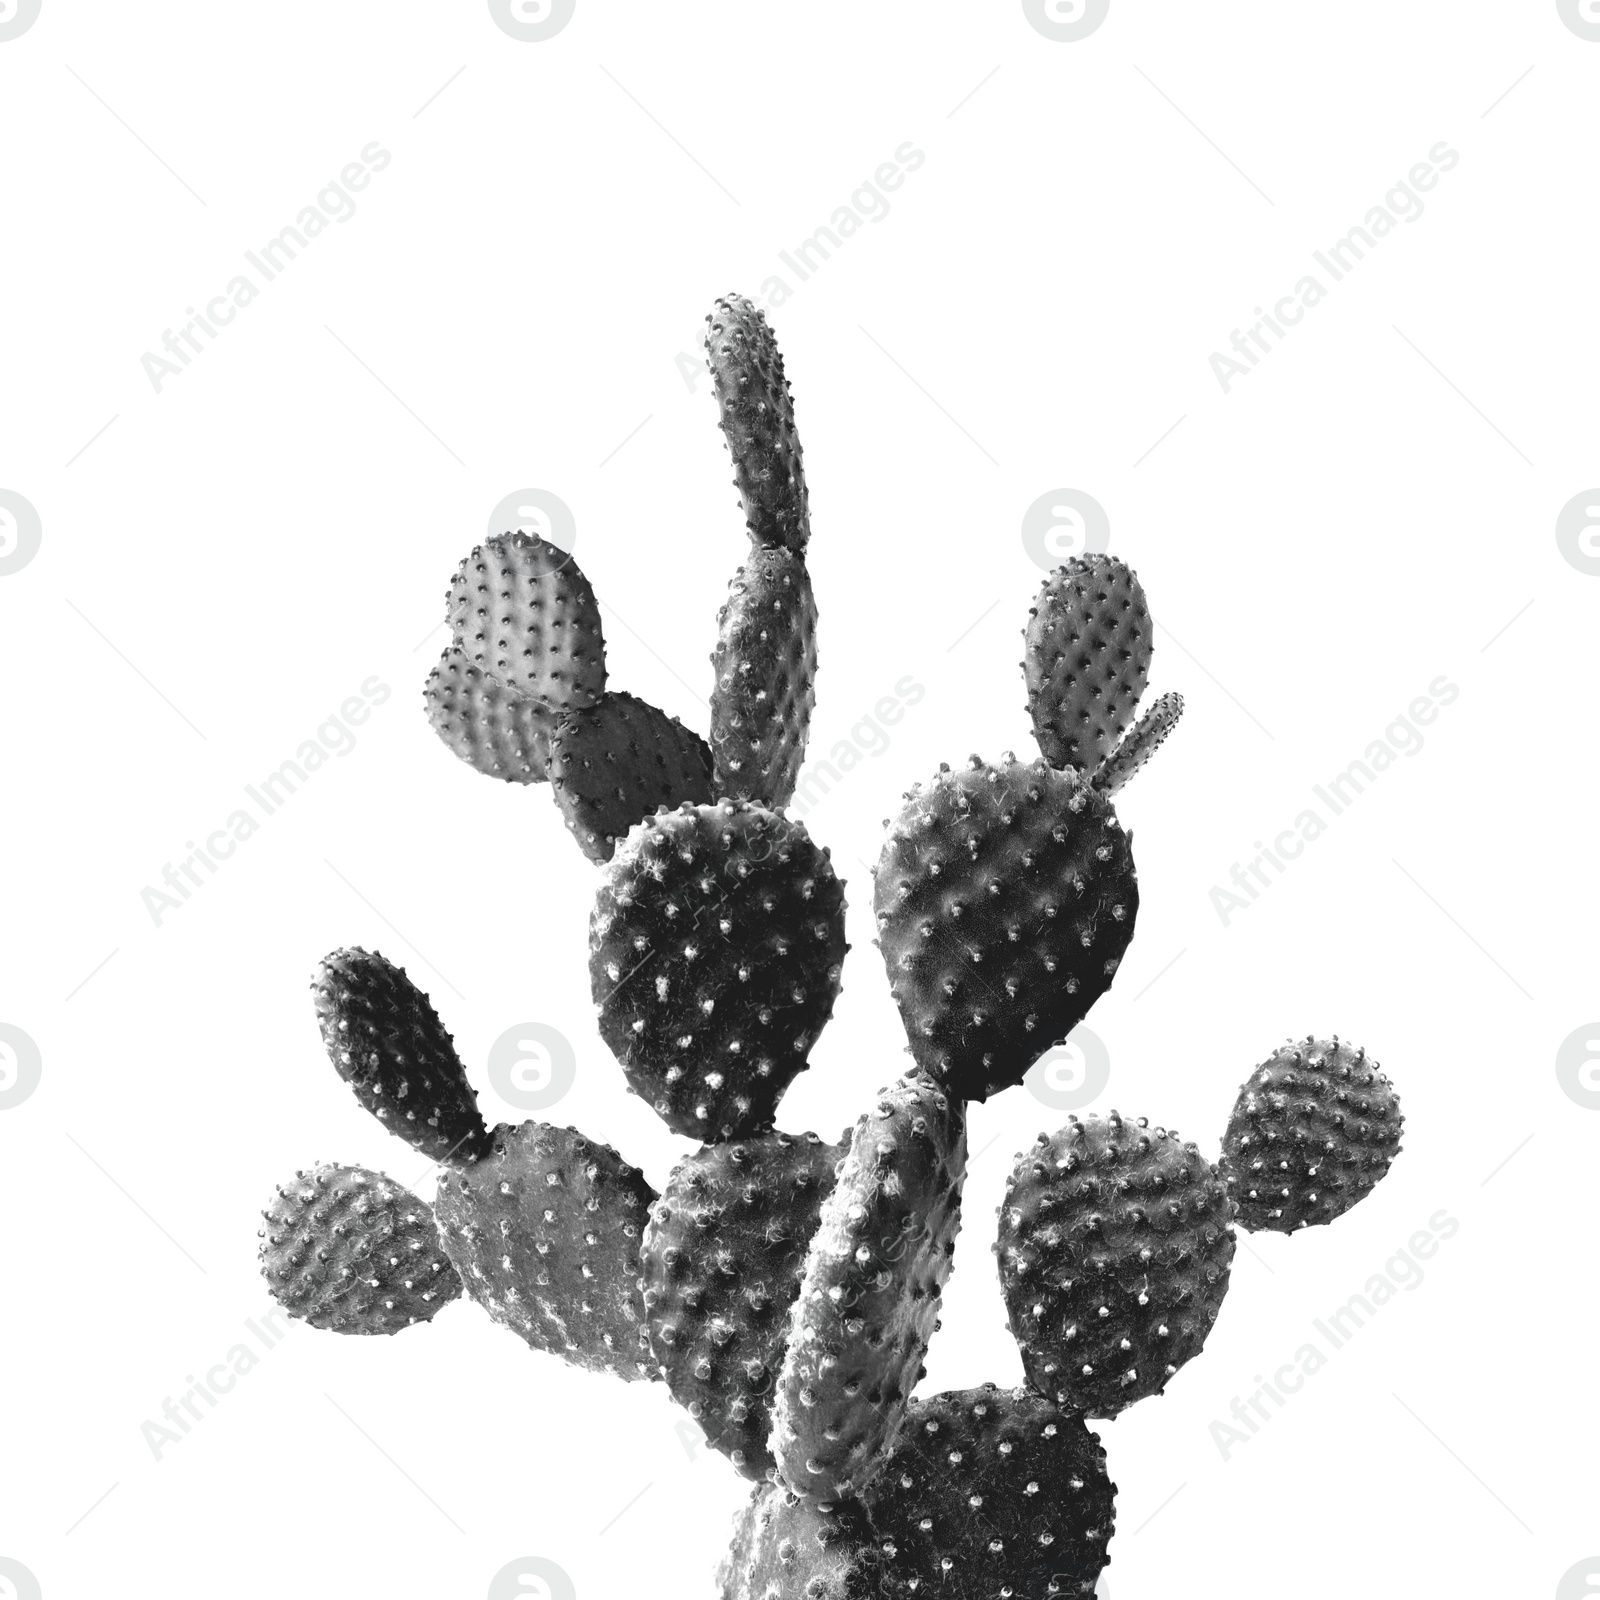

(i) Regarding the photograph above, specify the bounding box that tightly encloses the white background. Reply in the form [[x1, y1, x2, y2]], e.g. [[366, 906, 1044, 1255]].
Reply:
[[2, 3, 1596, 1597]]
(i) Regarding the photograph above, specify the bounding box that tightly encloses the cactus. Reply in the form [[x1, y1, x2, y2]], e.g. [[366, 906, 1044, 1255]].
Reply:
[[263, 294, 1406, 1595]]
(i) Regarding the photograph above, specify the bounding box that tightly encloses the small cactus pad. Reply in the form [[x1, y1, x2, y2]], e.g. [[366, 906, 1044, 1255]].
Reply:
[[1025, 555, 1152, 773], [773, 1073, 967, 1501], [705, 294, 810, 555], [258, 1163, 461, 1335], [548, 690, 717, 864], [446, 531, 606, 707], [432, 1121, 657, 1380], [589, 802, 847, 1140], [642, 1129, 846, 1479], [1095, 689, 1184, 797], [709, 546, 817, 809], [863, 1385, 1116, 1598], [1220, 1037, 1403, 1233], [423, 644, 559, 784], [872, 755, 1138, 1102], [718, 1486, 884, 1600], [313, 948, 489, 1164], [997, 1112, 1236, 1418]]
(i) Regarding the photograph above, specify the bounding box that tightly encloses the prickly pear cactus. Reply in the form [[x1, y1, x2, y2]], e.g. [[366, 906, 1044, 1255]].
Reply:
[[262, 294, 1406, 1596]]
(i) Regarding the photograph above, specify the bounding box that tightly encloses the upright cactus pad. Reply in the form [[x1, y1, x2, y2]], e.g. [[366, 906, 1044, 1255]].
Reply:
[[709, 545, 817, 809], [258, 1164, 461, 1335], [1026, 554, 1152, 773], [1096, 688, 1185, 796], [432, 1121, 657, 1380], [998, 1112, 1236, 1417], [705, 293, 810, 555], [642, 1129, 846, 1478], [719, 1486, 884, 1600], [1220, 1036, 1403, 1233], [447, 532, 607, 707], [773, 1074, 967, 1501], [313, 947, 490, 1164], [873, 756, 1138, 1101], [549, 690, 716, 864], [589, 801, 847, 1139]]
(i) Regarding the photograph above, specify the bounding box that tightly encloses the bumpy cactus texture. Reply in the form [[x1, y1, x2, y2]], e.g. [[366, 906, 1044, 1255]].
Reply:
[[643, 1130, 845, 1478], [873, 756, 1138, 1102], [998, 1112, 1236, 1417], [589, 801, 847, 1140], [433, 1120, 656, 1380], [259, 294, 1409, 1598], [258, 1164, 460, 1335], [773, 1074, 968, 1500], [1221, 1036, 1404, 1233]]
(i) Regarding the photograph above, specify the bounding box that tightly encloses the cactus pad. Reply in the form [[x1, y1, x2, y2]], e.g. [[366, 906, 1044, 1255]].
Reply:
[[719, 1486, 884, 1600], [1096, 688, 1184, 797], [423, 644, 559, 784]]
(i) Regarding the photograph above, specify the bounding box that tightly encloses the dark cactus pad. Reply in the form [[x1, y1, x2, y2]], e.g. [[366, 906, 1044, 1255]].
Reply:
[[1025, 554, 1152, 773], [447, 531, 606, 708], [872, 755, 1138, 1101], [997, 1112, 1236, 1417], [1220, 1036, 1403, 1233], [863, 1386, 1116, 1599], [549, 690, 716, 864], [709, 546, 817, 809], [642, 1129, 846, 1479], [432, 1121, 657, 1381], [258, 1164, 460, 1335], [589, 802, 847, 1140], [718, 1485, 884, 1600], [705, 293, 810, 555], [313, 948, 489, 1163], [423, 644, 559, 784], [1096, 688, 1184, 797], [773, 1073, 967, 1501]]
